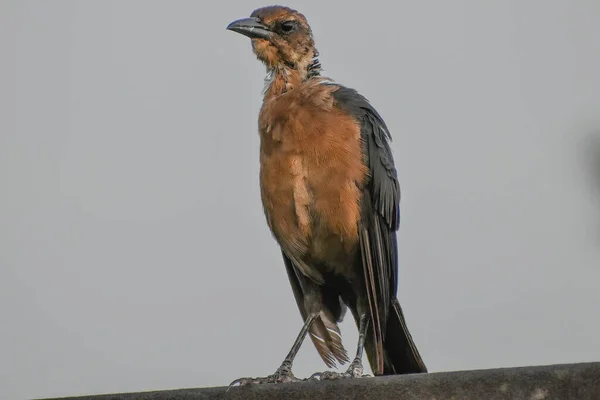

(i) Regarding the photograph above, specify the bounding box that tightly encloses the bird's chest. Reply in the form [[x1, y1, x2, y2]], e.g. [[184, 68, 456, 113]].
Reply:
[[260, 144, 312, 236], [257, 108, 368, 267]]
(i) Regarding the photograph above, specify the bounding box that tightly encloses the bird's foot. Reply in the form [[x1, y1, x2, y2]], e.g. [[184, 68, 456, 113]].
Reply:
[[309, 358, 371, 381], [228, 360, 301, 388], [308, 371, 348, 381], [345, 357, 369, 378]]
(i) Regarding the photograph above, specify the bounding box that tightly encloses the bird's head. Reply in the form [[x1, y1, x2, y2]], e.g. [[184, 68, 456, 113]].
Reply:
[[226, 6, 320, 76]]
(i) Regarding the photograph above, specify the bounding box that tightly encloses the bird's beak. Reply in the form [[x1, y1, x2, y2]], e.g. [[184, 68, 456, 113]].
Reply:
[[226, 17, 271, 40]]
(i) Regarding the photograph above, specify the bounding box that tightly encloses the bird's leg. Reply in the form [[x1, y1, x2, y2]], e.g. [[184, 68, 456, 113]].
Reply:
[[229, 314, 317, 387], [344, 314, 370, 377], [310, 314, 370, 381]]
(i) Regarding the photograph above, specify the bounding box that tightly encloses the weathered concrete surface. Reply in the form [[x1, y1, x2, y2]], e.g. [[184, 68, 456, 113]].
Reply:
[[41, 362, 600, 400]]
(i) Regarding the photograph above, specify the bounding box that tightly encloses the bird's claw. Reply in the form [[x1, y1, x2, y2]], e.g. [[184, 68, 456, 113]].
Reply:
[[346, 359, 364, 378], [309, 371, 372, 381], [229, 374, 300, 387], [309, 371, 352, 380], [228, 362, 301, 389], [309, 361, 371, 381]]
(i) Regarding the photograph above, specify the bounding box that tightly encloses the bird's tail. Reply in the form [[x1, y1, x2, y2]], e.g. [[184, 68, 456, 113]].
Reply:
[[365, 298, 427, 375]]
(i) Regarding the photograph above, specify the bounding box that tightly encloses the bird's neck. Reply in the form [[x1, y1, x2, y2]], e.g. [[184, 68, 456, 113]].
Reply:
[[263, 52, 321, 97]]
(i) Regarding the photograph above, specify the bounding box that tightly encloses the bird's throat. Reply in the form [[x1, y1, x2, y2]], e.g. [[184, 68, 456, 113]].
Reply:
[[263, 67, 300, 97], [263, 54, 321, 97]]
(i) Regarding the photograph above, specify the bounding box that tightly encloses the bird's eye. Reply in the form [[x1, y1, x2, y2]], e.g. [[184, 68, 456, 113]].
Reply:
[[280, 21, 297, 33]]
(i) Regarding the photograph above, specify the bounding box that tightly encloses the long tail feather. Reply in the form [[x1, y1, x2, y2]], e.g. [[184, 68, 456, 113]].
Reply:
[[381, 298, 427, 374]]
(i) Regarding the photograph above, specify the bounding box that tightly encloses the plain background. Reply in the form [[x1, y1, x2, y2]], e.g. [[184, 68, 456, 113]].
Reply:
[[2, 1, 600, 399]]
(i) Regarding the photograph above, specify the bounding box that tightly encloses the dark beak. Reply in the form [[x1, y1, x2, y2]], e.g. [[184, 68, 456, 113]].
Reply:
[[226, 17, 271, 40]]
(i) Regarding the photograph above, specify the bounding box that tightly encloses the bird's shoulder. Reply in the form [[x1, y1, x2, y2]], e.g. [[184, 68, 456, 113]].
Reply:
[[295, 76, 401, 231], [317, 79, 401, 230]]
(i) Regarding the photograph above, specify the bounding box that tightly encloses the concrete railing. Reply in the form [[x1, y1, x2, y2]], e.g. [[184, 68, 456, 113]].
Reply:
[[41, 362, 600, 400]]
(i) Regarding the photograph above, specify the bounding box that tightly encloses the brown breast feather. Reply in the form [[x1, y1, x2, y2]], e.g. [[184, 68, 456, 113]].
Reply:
[[259, 80, 368, 280]]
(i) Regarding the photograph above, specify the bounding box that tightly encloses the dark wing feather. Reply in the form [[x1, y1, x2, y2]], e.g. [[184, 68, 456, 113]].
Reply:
[[331, 85, 401, 373]]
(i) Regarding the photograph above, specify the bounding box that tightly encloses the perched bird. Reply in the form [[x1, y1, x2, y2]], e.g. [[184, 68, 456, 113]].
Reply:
[[226, 5, 427, 384]]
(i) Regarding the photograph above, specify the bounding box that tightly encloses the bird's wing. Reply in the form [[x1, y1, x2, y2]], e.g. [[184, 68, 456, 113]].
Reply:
[[330, 84, 401, 374]]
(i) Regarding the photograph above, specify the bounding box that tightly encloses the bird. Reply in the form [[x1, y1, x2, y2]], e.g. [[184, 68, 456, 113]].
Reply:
[[226, 5, 427, 385]]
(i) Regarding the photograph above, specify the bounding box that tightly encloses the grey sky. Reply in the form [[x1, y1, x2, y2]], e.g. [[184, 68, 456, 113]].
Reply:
[[1, 1, 600, 399]]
